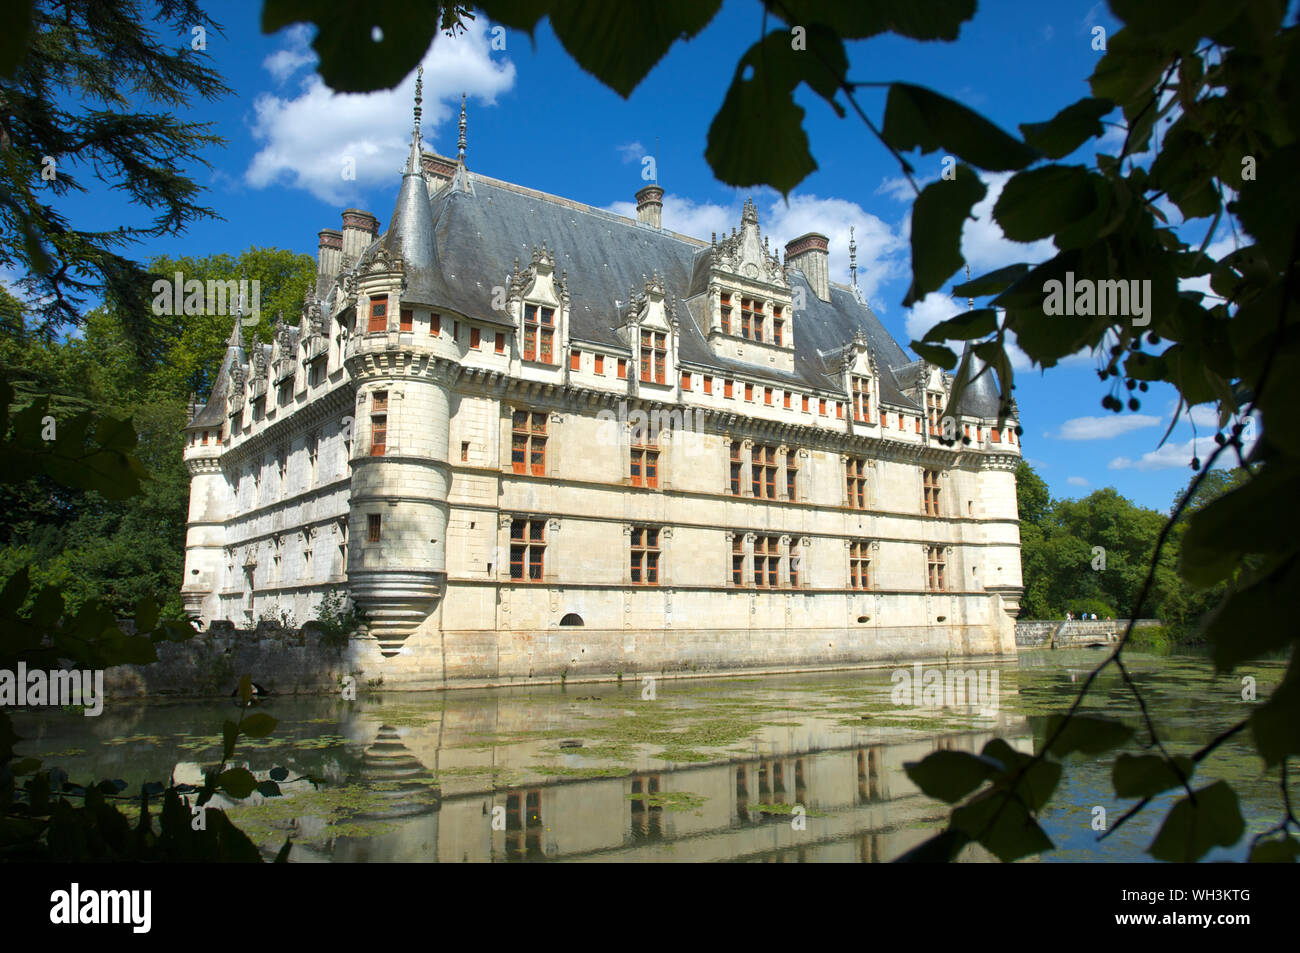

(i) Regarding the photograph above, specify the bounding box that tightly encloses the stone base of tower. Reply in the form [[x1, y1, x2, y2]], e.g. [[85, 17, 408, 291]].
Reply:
[[349, 569, 443, 657]]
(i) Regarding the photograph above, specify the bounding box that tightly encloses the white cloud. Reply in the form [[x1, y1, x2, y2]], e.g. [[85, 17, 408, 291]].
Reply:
[[1109, 437, 1206, 471], [607, 192, 908, 313], [245, 20, 515, 204], [262, 25, 316, 84], [1053, 414, 1161, 440], [962, 171, 1056, 275], [616, 142, 647, 163], [875, 173, 935, 203], [1067, 476, 1089, 487]]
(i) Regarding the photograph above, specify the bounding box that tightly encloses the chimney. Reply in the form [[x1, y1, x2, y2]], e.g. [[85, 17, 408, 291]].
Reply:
[[341, 208, 379, 262], [421, 152, 458, 196], [317, 228, 342, 276], [785, 232, 830, 302], [635, 184, 664, 228]]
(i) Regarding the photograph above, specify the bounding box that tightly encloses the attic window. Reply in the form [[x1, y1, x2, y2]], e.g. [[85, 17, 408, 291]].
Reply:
[[720, 293, 732, 334], [852, 376, 870, 422], [399, 308, 413, 332], [524, 305, 555, 363], [368, 298, 387, 333], [774, 307, 784, 346]]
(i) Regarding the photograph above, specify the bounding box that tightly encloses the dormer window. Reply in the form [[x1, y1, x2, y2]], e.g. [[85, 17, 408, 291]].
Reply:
[[720, 293, 732, 334], [524, 304, 555, 363], [741, 298, 754, 339], [640, 329, 666, 384], [774, 307, 784, 346], [852, 375, 871, 423], [926, 392, 944, 435]]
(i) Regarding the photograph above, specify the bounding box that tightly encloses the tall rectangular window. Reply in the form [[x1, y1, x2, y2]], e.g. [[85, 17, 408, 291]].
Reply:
[[630, 526, 660, 585], [370, 390, 388, 457], [367, 513, 382, 543], [731, 534, 745, 587], [753, 535, 780, 587], [640, 330, 666, 383], [850, 541, 871, 589], [927, 546, 946, 591], [846, 457, 867, 509], [495, 332, 506, 353], [764, 387, 773, 405], [681, 371, 691, 390], [368, 298, 387, 333], [631, 428, 659, 488], [819, 398, 827, 416], [510, 518, 546, 581], [729, 441, 742, 495], [789, 539, 801, 588], [751, 444, 776, 499], [470, 327, 481, 349], [852, 375, 870, 422], [773, 306, 784, 346], [783, 391, 791, 409], [704, 375, 713, 395], [923, 469, 942, 516], [927, 392, 944, 434], [744, 383, 754, 402], [523, 305, 555, 363], [836, 401, 844, 419], [594, 354, 604, 374], [430, 313, 441, 335], [802, 395, 810, 413], [724, 379, 734, 399], [720, 293, 732, 334], [741, 297, 761, 340], [511, 410, 547, 476], [400, 308, 413, 332], [570, 349, 581, 370], [617, 358, 627, 379], [786, 451, 798, 500]]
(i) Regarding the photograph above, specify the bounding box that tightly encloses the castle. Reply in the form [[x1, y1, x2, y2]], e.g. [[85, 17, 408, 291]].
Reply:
[[181, 81, 1023, 687]]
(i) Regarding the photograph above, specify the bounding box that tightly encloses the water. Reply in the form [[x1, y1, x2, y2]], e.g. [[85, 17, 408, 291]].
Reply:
[[9, 649, 1285, 862]]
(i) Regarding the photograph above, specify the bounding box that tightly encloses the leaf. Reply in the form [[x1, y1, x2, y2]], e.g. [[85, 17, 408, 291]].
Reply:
[[274, 837, 294, 863], [904, 750, 995, 804], [951, 789, 1054, 862], [241, 713, 278, 738], [1147, 781, 1245, 862], [1019, 97, 1114, 159], [1250, 676, 1300, 769], [705, 27, 848, 194], [893, 828, 971, 862], [993, 164, 1108, 249], [261, 0, 443, 94], [217, 767, 257, 799], [1112, 754, 1195, 798], [1250, 836, 1300, 863], [1044, 714, 1135, 757], [903, 164, 986, 306], [0, 0, 33, 78], [237, 675, 253, 705], [549, 0, 722, 98], [1203, 560, 1300, 672], [951, 263, 1030, 298], [922, 308, 998, 343], [910, 342, 958, 370], [222, 720, 238, 762], [269, 766, 289, 782], [772, 0, 975, 41], [883, 83, 1040, 172], [1180, 469, 1300, 587], [256, 780, 282, 798]]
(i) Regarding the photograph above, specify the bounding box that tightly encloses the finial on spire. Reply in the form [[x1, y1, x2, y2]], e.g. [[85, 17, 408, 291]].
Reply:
[[849, 226, 858, 287], [457, 92, 467, 164], [966, 262, 973, 311], [414, 65, 423, 139]]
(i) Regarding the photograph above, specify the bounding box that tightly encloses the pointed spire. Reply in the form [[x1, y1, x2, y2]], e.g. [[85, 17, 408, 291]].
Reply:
[[849, 226, 858, 287], [457, 92, 467, 164], [226, 314, 245, 351]]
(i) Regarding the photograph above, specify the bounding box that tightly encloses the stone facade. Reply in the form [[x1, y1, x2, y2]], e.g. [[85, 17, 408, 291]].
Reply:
[[181, 90, 1024, 687]]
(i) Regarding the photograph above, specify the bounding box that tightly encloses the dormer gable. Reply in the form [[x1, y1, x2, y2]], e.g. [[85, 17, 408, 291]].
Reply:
[[617, 273, 678, 390], [509, 243, 568, 366]]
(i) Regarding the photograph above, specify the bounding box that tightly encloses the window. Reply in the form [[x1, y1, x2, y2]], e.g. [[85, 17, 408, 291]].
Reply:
[[789, 539, 801, 588], [927, 546, 946, 591], [510, 518, 546, 581], [741, 297, 763, 340], [923, 469, 941, 516], [819, 398, 827, 416], [786, 451, 798, 500], [720, 293, 732, 334], [764, 387, 772, 405], [630, 526, 660, 584], [511, 410, 547, 476], [431, 313, 441, 335], [836, 401, 844, 419], [731, 534, 745, 586], [751, 444, 777, 499], [594, 354, 604, 374], [370, 390, 388, 457], [617, 358, 627, 379], [724, 379, 734, 399], [570, 349, 581, 370], [753, 535, 780, 587], [926, 392, 944, 435], [846, 457, 867, 509], [400, 308, 413, 332], [774, 307, 784, 346], [368, 298, 387, 333], [802, 395, 809, 413], [783, 391, 791, 409], [367, 514, 382, 543], [461, 441, 469, 462], [524, 305, 555, 363], [470, 327, 481, 349], [850, 541, 871, 590], [704, 375, 713, 395], [640, 330, 666, 383], [744, 383, 754, 402], [453, 319, 459, 341], [495, 332, 506, 354], [631, 428, 659, 488], [880, 410, 888, 426], [991, 427, 1002, 443], [681, 371, 691, 390], [729, 441, 742, 495], [852, 375, 871, 422]]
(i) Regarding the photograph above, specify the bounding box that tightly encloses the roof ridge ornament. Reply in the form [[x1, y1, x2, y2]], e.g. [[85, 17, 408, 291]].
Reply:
[[849, 226, 858, 287], [457, 91, 467, 164]]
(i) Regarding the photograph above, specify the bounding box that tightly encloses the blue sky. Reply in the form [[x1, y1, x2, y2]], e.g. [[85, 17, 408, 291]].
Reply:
[[36, 0, 1256, 513]]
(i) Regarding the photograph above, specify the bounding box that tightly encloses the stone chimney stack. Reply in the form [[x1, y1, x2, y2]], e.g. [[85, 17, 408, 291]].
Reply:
[[317, 228, 342, 276], [785, 232, 830, 302], [635, 184, 664, 228], [341, 209, 379, 263]]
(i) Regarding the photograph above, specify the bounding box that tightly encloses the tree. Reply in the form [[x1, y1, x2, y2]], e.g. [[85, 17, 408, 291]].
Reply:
[[255, 0, 1294, 862], [0, 0, 231, 349]]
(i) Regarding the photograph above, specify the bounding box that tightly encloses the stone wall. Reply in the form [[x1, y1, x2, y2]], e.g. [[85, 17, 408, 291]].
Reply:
[[1015, 618, 1161, 649]]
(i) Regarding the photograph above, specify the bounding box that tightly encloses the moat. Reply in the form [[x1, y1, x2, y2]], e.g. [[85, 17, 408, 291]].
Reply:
[[10, 649, 1284, 862]]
